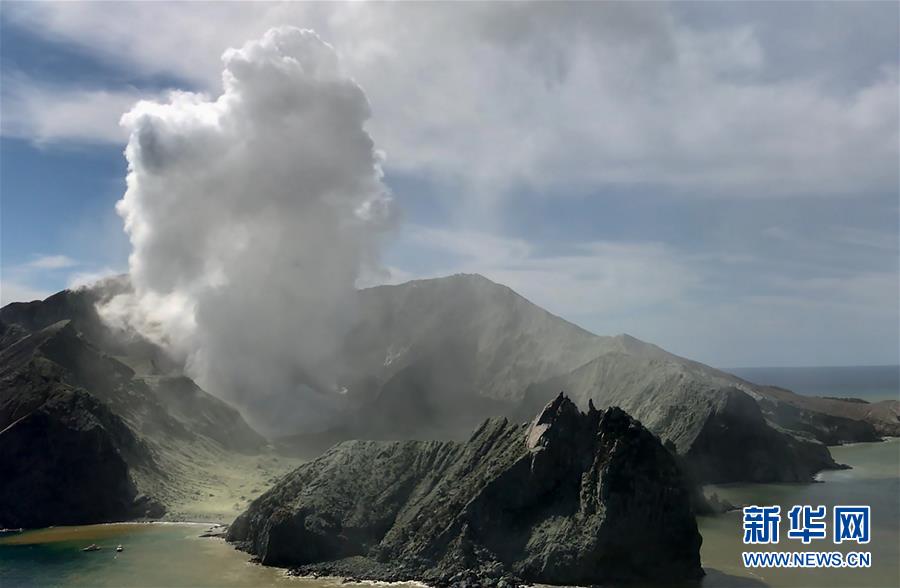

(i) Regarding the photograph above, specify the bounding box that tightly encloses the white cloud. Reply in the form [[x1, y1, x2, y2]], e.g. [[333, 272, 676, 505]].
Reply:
[[0, 281, 50, 306], [0, 255, 116, 307], [66, 267, 119, 290], [834, 227, 899, 251], [4, 2, 896, 199], [394, 226, 700, 320], [2, 3, 896, 367], [1, 75, 141, 144], [382, 224, 898, 366], [26, 254, 78, 269], [639, 270, 900, 367]]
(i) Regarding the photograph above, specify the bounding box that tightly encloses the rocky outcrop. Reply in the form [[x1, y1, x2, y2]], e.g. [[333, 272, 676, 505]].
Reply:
[[0, 320, 166, 528], [0, 387, 164, 529], [229, 394, 703, 586], [0, 287, 266, 528], [518, 354, 841, 483], [751, 385, 899, 440], [0, 320, 29, 350], [0, 319, 264, 453], [683, 389, 839, 483], [0, 279, 175, 372], [754, 392, 882, 446]]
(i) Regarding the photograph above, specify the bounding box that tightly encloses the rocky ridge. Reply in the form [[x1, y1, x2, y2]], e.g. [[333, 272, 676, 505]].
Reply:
[[0, 285, 266, 528], [228, 394, 703, 587], [285, 274, 895, 484]]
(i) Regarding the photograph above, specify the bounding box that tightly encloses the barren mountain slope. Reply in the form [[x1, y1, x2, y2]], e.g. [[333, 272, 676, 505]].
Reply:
[[338, 274, 645, 402], [299, 274, 893, 483], [0, 287, 279, 528]]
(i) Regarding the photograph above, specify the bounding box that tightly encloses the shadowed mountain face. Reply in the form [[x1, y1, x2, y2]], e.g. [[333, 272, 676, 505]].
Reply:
[[0, 386, 161, 528], [0, 320, 165, 527], [288, 274, 897, 483], [0, 285, 265, 529], [228, 394, 703, 587]]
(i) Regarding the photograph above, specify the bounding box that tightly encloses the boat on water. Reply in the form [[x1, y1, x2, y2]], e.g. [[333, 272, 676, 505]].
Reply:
[[81, 544, 101, 552], [0, 528, 24, 534], [116, 544, 124, 552]]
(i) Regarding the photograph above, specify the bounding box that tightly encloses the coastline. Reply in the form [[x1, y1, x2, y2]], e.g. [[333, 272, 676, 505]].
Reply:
[[3, 437, 896, 588], [827, 434, 899, 448]]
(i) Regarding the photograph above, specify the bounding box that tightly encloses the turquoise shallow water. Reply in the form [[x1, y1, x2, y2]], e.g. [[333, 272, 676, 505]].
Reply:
[[0, 523, 425, 588], [698, 438, 900, 588], [0, 523, 319, 587]]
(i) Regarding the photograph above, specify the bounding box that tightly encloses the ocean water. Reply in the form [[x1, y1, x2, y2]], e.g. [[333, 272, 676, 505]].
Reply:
[[727, 365, 899, 402], [697, 438, 900, 588], [0, 523, 422, 587]]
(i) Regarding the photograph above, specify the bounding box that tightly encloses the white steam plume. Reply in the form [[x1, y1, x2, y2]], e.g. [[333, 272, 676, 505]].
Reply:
[[102, 27, 395, 434]]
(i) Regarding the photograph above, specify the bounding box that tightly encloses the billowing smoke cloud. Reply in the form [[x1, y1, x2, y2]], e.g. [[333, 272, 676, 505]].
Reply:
[[102, 27, 395, 434]]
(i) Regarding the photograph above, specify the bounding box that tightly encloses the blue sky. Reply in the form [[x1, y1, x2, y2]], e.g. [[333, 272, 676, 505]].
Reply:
[[1, 2, 897, 368]]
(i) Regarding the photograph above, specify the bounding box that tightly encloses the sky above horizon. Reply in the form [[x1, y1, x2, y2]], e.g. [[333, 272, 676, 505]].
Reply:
[[1, 2, 897, 368]]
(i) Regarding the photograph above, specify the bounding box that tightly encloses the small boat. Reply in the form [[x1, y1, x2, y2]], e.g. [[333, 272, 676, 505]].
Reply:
[[116, 544, 124, 552], [82, 544, 101, 552]]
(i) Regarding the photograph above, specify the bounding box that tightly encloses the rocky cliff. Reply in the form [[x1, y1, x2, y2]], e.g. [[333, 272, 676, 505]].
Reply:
[[0, 387, 163, 528], [0, 285, 266, 528], [518, 353, 842, 482], [229, 394, 703, 587]]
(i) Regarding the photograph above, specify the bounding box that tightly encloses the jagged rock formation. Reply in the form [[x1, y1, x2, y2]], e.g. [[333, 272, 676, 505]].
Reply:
[[0, 284, 265, 528], [228, 394, 703, 586], [518, 353, 842, 482]]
